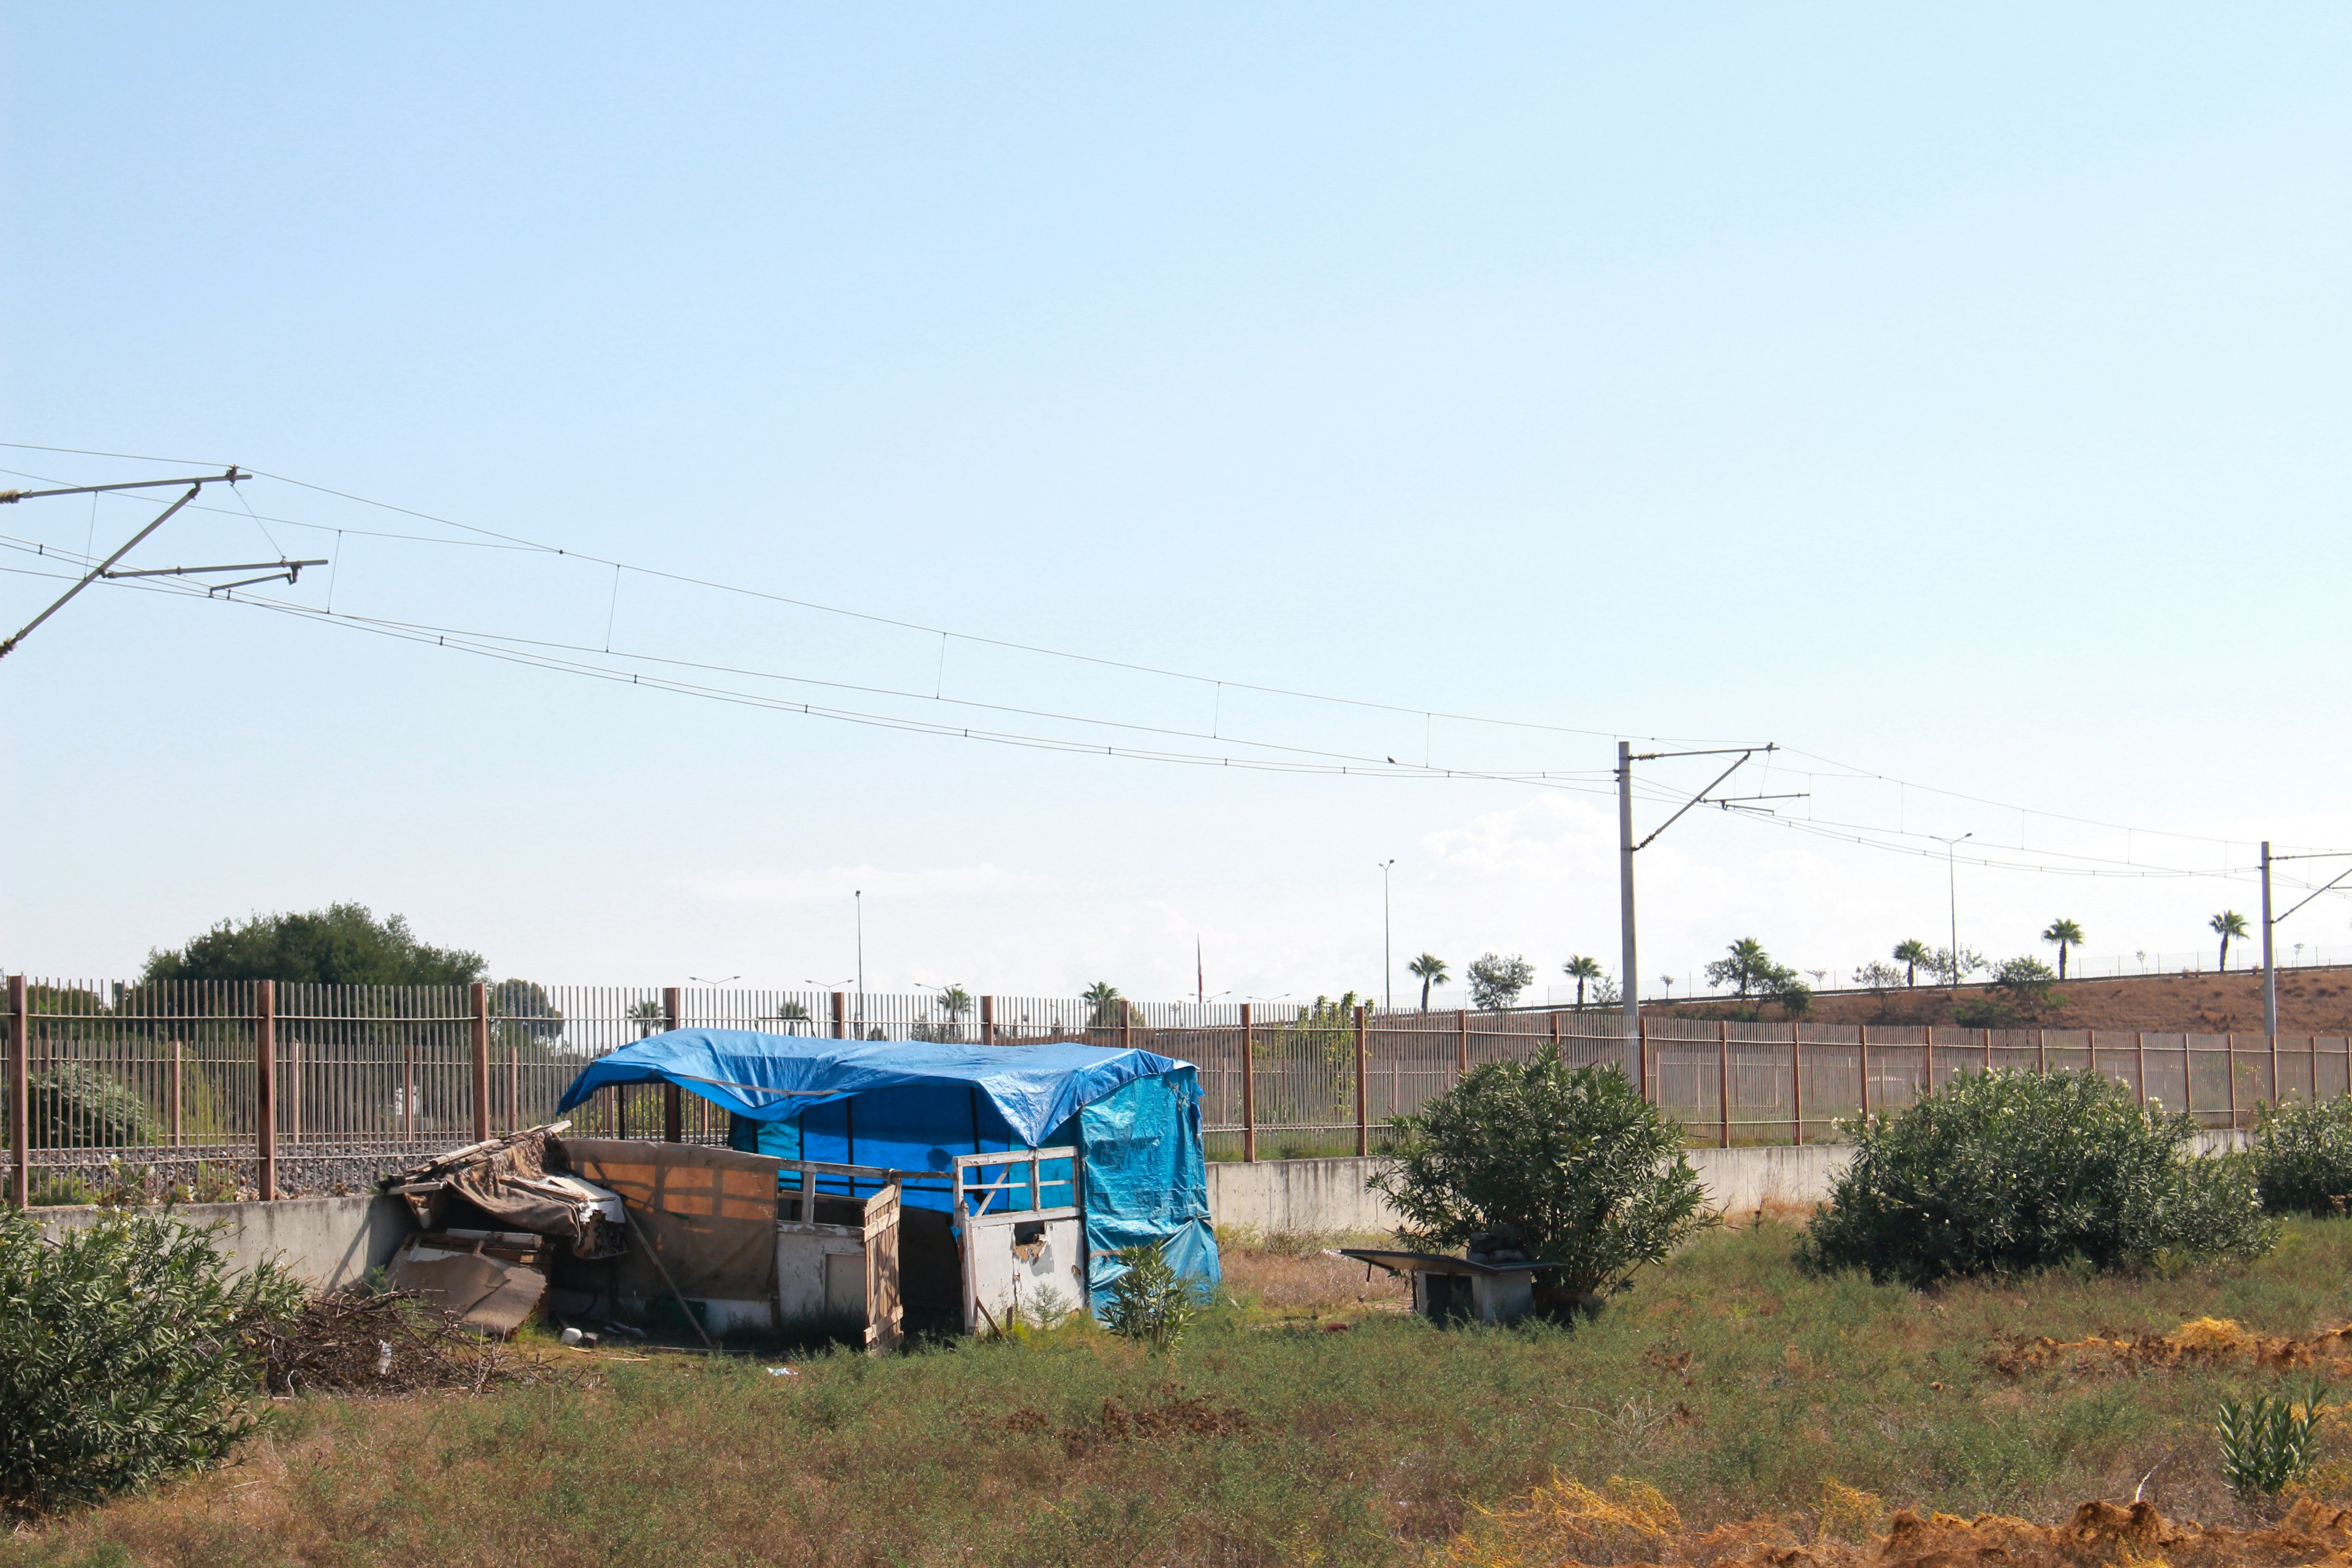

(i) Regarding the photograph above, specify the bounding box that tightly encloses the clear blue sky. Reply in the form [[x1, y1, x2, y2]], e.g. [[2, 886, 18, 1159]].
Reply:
[[5, 6, 2350, 1002]]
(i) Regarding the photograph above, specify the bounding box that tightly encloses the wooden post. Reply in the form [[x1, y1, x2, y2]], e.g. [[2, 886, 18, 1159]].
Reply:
[[1791, 1026, 1803, 1146], [662, 986, 682, 1143], [1455, 1008, 1469, 1082], [1240, 1003, 1257, 1163], [1860, 1024, 1872, 1118], [1353, 1004, 1369, 1157], [257, 981, 278, 1201], [468, 982, 490, 1143], [831, 991, 847, 1040], [1717, 1020, 1732, 1148], [171, 1040, 184, 1147], [1549, 1011, 1560, 1051], [1120, 999, 1133, 1052], [980, 994, 995, 1046], [2136, 1030, 2147, 1106], [8, 976, 28, 1210]]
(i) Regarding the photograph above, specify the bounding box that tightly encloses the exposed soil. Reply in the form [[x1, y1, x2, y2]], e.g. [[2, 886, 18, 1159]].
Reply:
[[1654, 967, 2352, 1035]]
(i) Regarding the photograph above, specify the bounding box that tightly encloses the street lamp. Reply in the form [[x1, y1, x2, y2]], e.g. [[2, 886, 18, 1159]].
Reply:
[[1929, 832, 1972, 989], [1377, 859, 1396, 1012]]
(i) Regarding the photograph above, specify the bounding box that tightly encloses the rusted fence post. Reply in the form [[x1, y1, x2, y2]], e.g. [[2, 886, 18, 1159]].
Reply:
[[257, 981, 278, 1200], [468, 981, 490, 1143], [2037, 1028, 2048, 1074], [662, 986, 683, 1142], [2227, 1032, 2239, 1128], [171, 1041, 183, 1147], [1353, 1003, 1369, 1157], [1455, 1008, 1468, 1083], [1791, 1026, 1803, 1146], [1717, 1020, 1731, 1149], [2135, 1030, 2147, 1105], [1120, 999, 1133, 1052], [1860, 1024, 1872, 1118], [8, 976, 28, 1209], [1240, 1003, 1257, 1163], [980, 994, 995, 1046], [831, 991, 847, 1040]]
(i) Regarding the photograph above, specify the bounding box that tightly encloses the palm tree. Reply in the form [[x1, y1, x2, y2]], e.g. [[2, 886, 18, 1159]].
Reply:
[[2040, 919, 2084, 980], [1708, 938, 1771, 998], [626, 998, 668, 1039], [2211, 911, 2250, 972], [1405, 953, 1449, 1012], [1082, 981, 1123, 1028], [1892, 939, 1931, 989], [1562, 955, 1603, 1009]]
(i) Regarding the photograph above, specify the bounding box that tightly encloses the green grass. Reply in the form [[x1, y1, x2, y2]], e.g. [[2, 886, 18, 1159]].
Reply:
[[16, 1219, 2352, 1567]]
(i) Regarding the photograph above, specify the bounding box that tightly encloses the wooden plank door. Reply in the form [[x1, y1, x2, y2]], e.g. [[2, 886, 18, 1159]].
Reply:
[[864, 1182, 903, 1351]]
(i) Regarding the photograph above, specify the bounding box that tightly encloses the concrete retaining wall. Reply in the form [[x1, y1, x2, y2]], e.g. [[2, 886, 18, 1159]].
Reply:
[[35, 1196, 415, 1291]]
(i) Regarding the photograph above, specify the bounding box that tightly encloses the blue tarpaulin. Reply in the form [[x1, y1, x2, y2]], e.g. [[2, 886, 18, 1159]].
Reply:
[[555, 1030, 1219, 1313]]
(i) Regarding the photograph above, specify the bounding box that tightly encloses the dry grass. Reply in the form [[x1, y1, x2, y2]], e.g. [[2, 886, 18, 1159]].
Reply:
[[20, 1221, 2352, 1566], [1218, 1226, 1411, 1319]]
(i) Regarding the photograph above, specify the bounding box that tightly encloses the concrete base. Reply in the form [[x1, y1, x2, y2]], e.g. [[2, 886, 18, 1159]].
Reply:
[[34, 1195, 416, 1291], [1205, 1156, 1401, 1235]]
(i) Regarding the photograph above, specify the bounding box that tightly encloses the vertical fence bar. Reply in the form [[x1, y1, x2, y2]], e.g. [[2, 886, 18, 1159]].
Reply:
[[1353, 1004, 1369, 1157], [2037, 1028, 2047, 1074], [257, 981, 277, 1200], [1240, 1003, 1257, 1163], [1120, 1000, 1133, 1052], [170, 1039, 184, 1147], [469, 982, 490, 1143], [1981, 1030, 1991, 1077], [404, 1038, 415, 1141], [7, 976, 26, 1209], [2136, 1030, 2147, 1104], [831, 992, 846, 1040], [1717, 1020, 1731, 1149], [289, 1038, 302, 1145], [980, 995, 995, 1046], [1455, 1008, 1468, 1083], [662, 986, 682, 1143]]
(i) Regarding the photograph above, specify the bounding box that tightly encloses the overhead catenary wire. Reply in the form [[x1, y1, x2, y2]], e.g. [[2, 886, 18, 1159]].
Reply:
[[0, 444, 2326, 889]]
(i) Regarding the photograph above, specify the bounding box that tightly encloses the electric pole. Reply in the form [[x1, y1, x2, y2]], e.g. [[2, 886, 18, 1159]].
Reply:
[[1616, 740, 1794, 1091], [2262, 841, 2277, 1045], [1378, 858, 1395, 1012]]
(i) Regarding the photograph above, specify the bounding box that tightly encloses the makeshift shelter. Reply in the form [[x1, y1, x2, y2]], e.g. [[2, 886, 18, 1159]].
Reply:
[[555, 1031, 1218, 1328]]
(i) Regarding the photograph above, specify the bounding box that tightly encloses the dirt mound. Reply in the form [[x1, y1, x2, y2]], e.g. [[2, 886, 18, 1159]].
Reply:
[[1437, 1479, 2352, 1568], [1992, 1317, 2352, 1378]]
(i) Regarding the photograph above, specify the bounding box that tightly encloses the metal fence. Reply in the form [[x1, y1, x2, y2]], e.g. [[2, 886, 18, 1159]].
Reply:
[[6, 974, 2342, 1203]]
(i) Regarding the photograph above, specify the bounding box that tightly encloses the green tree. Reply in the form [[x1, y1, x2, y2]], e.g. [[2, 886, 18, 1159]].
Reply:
[[1082, 982, 1123, 1029], [2212, 910, 2250, 972], [2040, 918, 2084, 981], [627, 999, 668, 1038], [1406, 952, 1449, 1011], [139, 903, 484, 987], [1892, 938, 1932, 989], [1370, 1047, 1705, 1297], [1705, 938, 1773, 998], [1561, 955, 1603, 1009], [1465, 953, 1534, 1012]]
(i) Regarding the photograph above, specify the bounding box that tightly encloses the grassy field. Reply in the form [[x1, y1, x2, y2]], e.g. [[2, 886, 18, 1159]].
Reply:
[[14, 1218, 2352, 1568]]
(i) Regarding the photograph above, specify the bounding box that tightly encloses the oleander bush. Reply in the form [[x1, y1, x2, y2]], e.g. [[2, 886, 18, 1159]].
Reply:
[[2249, 1093, 2352, 1216], [1800, 1068, 2276, 1286], [0, 1207, 301, 1518]]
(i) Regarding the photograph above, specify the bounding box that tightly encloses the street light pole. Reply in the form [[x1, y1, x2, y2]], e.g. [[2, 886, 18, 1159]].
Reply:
[[854, 890, 864, 1033], [1931, 832, 1972, 989], [1378, 859, 1395, 1012]]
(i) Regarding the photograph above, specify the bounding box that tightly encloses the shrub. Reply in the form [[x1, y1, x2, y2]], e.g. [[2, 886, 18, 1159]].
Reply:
[[2218, 1379, 2329, 1500], [1370, 1047, 1705, 1295], [2250, 1095, 2352, 1216], [0, 1207, 302, 1517], [1102, 1242, 1194, 1352], [1799, 1068, 2276, 1286], [0, 1063, 165, 1149]]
